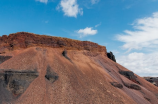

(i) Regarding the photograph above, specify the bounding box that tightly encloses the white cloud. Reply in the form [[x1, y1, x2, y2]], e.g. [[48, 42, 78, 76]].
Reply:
[[95, 22, 101, 27], [77, 27, 97, 38], [36, 0, 48, 4], [116, 12, 158, 52], [58, 0, 83, 17], [117, 52, 158, 77], [91, 0, 100, 4], [115, 12, 158, 77]]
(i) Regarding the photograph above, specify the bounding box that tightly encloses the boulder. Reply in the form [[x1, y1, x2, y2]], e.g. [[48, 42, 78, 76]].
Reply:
[[119, 71, 140, 84], [107, 51, 116, 62]]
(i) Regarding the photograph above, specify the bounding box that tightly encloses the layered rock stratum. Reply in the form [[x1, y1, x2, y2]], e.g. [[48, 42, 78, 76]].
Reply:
[[0, 32, 158, 104], [0, 32, 106, 54]]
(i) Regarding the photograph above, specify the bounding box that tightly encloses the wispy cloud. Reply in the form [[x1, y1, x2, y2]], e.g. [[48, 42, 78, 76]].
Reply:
[[91, 0, 100, 4], [77, 27, 97, 38], [57, 0, 83, 18], [115, 12, 158, 77], [117, 52, 158, 77], [116, 12, 158, 52], [95, 22, 101, 27], [36, 0, 48, 4]]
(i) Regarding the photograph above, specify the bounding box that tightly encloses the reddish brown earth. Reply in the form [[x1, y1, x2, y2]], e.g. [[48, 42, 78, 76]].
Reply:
[[0, 32, 106, 54], [0, 32, 158, 104]]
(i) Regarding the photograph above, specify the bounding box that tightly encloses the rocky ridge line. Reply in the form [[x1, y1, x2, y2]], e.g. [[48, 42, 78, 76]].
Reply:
[[0, 32, 107, 54]]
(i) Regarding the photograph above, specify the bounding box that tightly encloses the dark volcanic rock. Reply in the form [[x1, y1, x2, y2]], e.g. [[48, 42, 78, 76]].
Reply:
[[62, 50, 71, 61], [107, 51, 116, 62], [124, 83, 141, 90], [119, 71, 136, 79], [111, 82, 123, 89], [0, 70, 38, 102], [144, 77, 158, 87], [0, 56, 12, 64], [119, 71, 140, 84], [45, 66, 58, 83], [129, 84, 141, 90]]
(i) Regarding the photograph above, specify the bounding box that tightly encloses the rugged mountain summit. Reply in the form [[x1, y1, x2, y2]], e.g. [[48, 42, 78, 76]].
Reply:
[[0, 32, 158, 104]]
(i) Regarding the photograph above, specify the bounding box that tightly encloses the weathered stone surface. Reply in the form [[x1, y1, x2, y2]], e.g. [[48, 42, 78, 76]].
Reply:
[[0, 70, 38, 100], [0, 32, 107, 53], [62, 50, 71, 61], [124, 83, 141, 90], [119, 71, 136, 79], [144, 77, 158, 87], [83, 51, 99, 57], [111, 82, 123, 89], [45, 66, 58, 83], [107, 51, 116, 62], [119, 71, 140, 84]]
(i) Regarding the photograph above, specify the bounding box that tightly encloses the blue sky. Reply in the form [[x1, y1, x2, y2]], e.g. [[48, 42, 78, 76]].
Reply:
[[1, 0, 158, 76]]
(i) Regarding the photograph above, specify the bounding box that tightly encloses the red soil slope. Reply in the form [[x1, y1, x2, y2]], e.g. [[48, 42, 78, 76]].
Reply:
[[0, 32, 158, 104]]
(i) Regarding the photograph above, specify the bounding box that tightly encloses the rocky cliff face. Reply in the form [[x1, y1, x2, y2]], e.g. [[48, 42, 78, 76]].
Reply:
[[0, 32, 107, 54]]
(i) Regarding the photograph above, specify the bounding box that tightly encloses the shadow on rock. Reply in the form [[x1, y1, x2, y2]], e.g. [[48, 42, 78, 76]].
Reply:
[[0, 56, 12, 64], [0, 70, 38, 103], [45, 66, 59, 83], [62, 50, 72, 63]]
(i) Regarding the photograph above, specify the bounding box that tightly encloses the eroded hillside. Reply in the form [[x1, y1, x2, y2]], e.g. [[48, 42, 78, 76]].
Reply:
[[0, 32, 158, 104]]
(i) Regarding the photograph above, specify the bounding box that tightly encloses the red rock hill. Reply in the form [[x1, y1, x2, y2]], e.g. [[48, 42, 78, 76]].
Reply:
[[0, 32, 158, 104]]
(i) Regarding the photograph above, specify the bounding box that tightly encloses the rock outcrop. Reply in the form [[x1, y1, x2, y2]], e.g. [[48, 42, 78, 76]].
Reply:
[[124, 83, 141, 90], [0, 32, 107, 54], [110, 82, 123, 89], [144, 77, 158, 87], [45, 66, 58, 83], [0, 70, 38, 103], [107, 51, 116, 62], [119, 71, 140, 84], [62, 50, 71, 61]]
